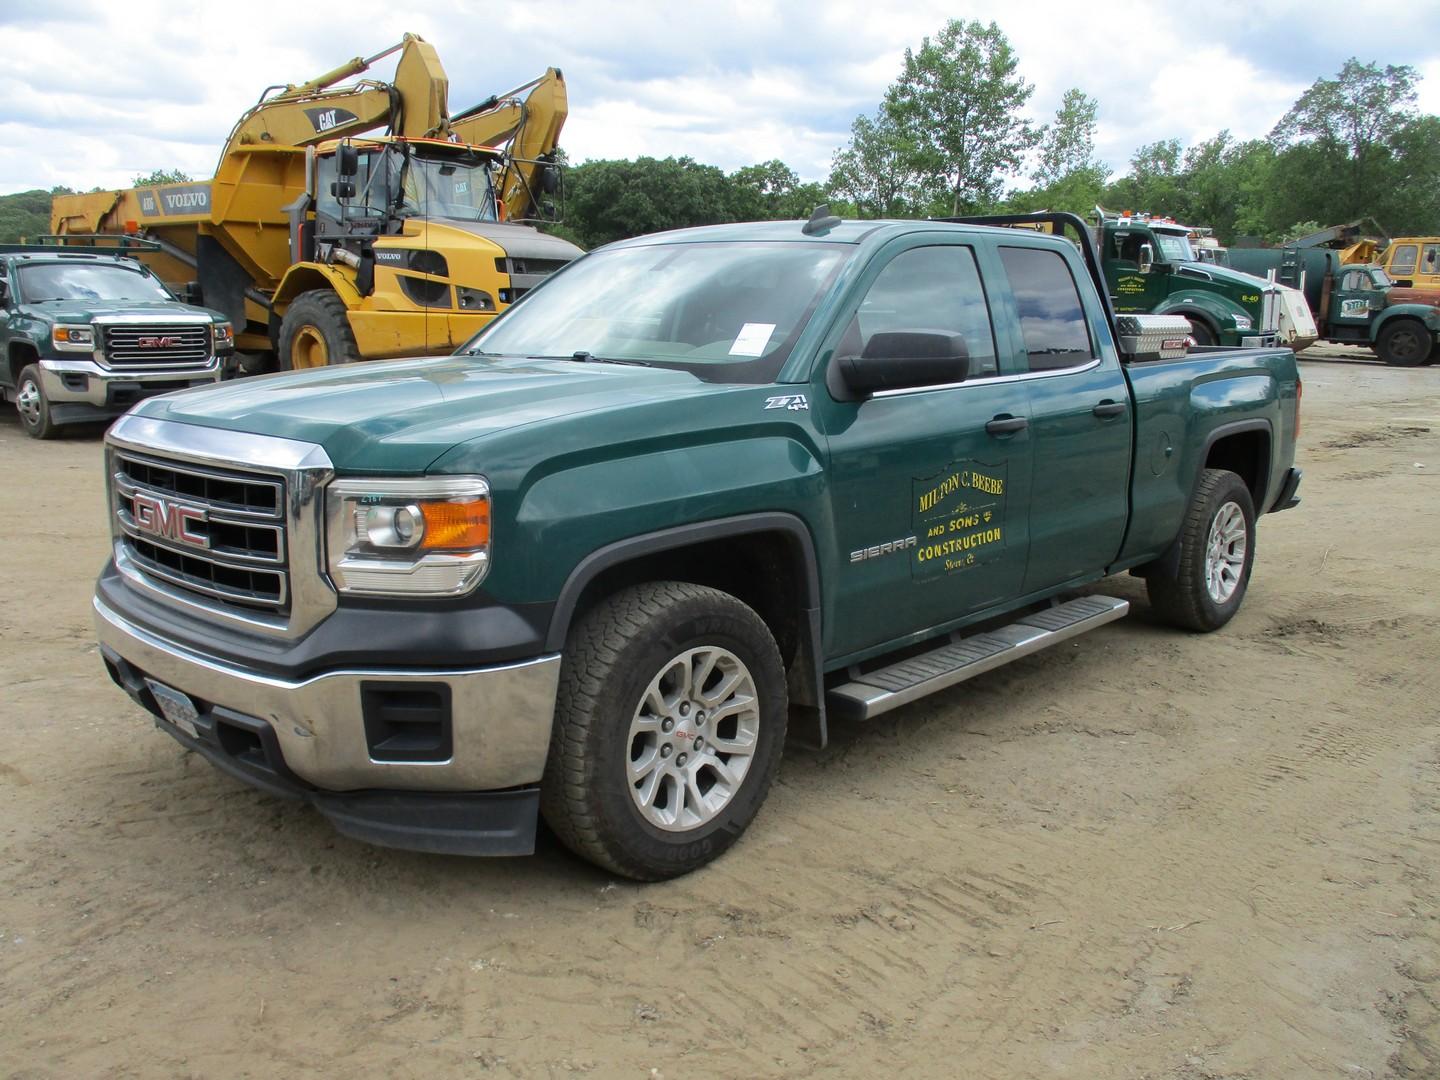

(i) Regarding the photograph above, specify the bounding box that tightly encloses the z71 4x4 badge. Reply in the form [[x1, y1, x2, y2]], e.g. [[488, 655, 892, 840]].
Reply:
[[764, 394, 809, 411]]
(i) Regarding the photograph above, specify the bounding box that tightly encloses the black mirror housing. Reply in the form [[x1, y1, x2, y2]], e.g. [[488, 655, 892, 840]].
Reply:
[[336, 145, 359, 178], [542, 164, 560, 195], [839, 331, 969, 394], [330, 180, 357, 200]]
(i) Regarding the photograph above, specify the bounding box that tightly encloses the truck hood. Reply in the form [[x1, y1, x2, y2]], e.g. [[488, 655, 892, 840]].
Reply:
[[19, 299, 226, 322], [1386, 285, 1440, 309], [1176, 262, 1275, 292], [132, 355, 720, 474]]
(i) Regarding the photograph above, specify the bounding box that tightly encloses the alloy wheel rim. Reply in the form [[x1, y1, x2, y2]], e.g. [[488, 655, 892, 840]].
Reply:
[[626, 646, 760, 832], [16, 379, 41, 427], [1205, 500, 1247, 604]]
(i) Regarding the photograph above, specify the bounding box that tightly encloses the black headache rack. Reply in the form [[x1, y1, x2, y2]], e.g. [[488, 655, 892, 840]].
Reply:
[[933, 211, 1119, 342]]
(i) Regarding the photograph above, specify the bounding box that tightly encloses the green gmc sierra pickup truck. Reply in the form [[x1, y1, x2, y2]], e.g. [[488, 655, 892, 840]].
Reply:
[[92, 211, 1301, 879], [1, 244, 232, 438]]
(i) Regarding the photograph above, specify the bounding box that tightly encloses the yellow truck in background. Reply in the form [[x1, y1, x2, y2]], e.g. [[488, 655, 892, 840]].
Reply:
[[51, 36, 581, 370], [1381, 237, 1440, 292]]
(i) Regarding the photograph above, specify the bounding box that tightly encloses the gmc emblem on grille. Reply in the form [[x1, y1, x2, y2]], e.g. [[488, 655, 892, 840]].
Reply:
[[132, 493, 209, 549], [137, 336, 181, 348]]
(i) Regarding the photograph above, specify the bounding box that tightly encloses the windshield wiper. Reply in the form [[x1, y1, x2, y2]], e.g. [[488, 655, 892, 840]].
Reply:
[[527, 351, 653, 367]]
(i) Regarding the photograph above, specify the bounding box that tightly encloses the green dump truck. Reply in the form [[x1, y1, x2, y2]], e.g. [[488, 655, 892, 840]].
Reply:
[[1093, 210, 1317, 351], [1230, 245, 1439, 366], [92, 212, 1301, 880]]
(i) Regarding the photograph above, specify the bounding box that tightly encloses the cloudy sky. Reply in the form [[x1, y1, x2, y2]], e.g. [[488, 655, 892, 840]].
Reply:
[[3, 0, 1439, 196]]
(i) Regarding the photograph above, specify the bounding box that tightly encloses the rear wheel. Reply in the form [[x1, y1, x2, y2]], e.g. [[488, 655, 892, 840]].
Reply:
[[15, 364, 57, 440], [1147, 468, 1256, 632], [1374, 319, 1429, 367], [540, 582, 788, 880], [278, 291, 359, 371]]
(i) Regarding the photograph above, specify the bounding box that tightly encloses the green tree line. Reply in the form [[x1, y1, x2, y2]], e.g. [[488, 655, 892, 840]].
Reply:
[[552, 24, 1437, 249]]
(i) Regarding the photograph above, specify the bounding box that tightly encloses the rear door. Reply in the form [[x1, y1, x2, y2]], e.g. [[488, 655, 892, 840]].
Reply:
[[996, 243, 1133, 594], [815, 236, 1034, 661]]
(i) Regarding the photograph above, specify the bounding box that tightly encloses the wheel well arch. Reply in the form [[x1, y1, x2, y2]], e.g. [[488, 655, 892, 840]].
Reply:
[[546, 515, 821, 665], [271, 264, 359, 313], [8, 340, 39, 386], [1202, 421, 1272, 510]]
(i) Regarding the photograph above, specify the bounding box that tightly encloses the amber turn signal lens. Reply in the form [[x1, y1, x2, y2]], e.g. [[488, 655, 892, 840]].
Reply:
[[419, 498, 490, 551]]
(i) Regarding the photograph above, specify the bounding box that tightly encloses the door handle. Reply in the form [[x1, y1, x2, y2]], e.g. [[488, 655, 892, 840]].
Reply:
[[1093, 400, 1127, 418], [985, 415, 1028, 436]]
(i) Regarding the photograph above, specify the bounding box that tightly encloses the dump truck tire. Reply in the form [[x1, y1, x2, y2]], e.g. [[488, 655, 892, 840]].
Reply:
[[278, 291, 360, 370]]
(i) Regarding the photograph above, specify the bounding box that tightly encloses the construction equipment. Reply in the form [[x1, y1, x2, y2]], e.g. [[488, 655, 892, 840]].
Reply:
[[51, 35, 581, 370]]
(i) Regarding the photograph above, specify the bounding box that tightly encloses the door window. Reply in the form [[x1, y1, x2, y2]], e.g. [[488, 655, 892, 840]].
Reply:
[[1389, 244, 1418, 276], [842, 246, 999, 377], [1423, 244, 1440, 274], [999, 246, 1096, 372]]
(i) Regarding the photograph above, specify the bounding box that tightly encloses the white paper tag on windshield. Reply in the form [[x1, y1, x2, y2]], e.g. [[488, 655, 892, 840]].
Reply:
[[728, 322, 776, 357]]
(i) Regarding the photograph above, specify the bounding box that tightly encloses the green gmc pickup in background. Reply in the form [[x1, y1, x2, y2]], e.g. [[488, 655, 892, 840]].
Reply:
[[0, 242, 233, 438], [91, 211, 1301, 880]]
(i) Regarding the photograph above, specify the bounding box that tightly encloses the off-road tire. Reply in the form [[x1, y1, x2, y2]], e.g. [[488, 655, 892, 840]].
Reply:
[[540, 581, 788, 881], [1185, 318, 1218, 347], [1374, 318, 1429, 367], [15, 364, 57, 439], [1147, 468, 1256, 632], [278, 290, 359, 370]]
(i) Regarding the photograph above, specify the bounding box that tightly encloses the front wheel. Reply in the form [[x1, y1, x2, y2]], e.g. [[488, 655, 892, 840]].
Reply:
[[277, 290, 360, 370], [15, 364, 58, 439], [1186, 318, 1218, 348], [540, 582, 788, 880], [1374, 319, 1429, 367], [1147, 468, 1256, 632]]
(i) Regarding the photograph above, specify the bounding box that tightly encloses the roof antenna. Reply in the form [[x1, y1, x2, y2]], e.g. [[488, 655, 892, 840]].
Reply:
[[802, 203, 842, 236]]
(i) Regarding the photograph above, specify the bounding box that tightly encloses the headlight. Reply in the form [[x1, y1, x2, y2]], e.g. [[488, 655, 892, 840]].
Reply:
[[1232, 314, 1253, 331], [214, 322, 234, 347], [325, 476, 491, 596], [52, 325, 95, 350]]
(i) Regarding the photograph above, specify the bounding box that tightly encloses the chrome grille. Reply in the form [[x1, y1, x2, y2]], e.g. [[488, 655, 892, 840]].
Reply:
[[112, 452, 288, 612], [104, 323, 211, 368]]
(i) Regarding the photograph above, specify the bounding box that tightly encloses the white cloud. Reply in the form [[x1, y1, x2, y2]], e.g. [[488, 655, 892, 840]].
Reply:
[[1, 0, 1437, 196]]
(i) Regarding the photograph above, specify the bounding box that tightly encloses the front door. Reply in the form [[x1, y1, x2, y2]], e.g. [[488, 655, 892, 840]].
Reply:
[[1104, 226, 1168, 314], [816, 239, 1033, 661]]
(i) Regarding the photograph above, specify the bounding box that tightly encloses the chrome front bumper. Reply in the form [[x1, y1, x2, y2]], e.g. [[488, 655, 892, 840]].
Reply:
[[94, 594, 562, 793], [39, 357, 223, 405]]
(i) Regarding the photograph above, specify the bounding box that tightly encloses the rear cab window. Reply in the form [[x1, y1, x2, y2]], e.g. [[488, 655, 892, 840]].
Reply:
[[997, 246, 1097, 372]]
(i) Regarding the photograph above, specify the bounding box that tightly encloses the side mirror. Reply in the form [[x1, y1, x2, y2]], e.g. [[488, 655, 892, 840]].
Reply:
[[541, 164, 560, 195], [1138, 242, 1155, 274], [839, 331, 969, 395], [330, 180, 356, 200], [336, 145, 359, 178], [0, 279, 9, 305]]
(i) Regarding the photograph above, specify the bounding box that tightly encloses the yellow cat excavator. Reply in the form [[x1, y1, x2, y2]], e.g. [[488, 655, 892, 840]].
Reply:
[[51, 35, 580, 369]]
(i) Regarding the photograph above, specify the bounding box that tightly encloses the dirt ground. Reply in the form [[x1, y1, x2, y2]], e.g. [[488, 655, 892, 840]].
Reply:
[[1, 345, 1437, 1079]]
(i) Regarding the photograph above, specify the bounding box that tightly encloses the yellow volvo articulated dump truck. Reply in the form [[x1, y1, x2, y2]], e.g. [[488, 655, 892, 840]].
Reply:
[[52, 35, 582, 370]]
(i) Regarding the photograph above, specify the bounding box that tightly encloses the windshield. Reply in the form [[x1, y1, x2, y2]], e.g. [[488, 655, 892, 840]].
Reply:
[[463, 241, 850, 383], [18, 262, 172, 303], [1153, 230, 1195, 262], [320, 146, 498, 224]]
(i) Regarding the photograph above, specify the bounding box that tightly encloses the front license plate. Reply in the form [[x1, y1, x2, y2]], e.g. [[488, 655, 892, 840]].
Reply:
[[145, 679, 200, 740]]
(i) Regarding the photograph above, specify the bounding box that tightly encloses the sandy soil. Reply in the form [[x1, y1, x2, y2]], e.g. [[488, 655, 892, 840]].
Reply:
[[1, 346, 1438, 1079]]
